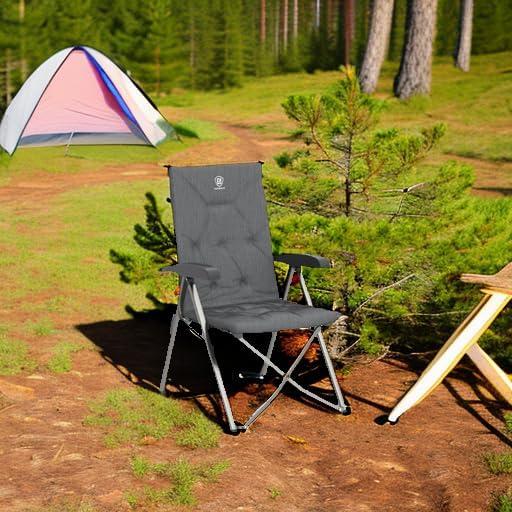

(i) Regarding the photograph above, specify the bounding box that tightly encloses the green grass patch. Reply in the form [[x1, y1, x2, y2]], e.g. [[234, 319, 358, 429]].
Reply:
[[84, 387, 221, 448], [28, 318, 55, 337], [485, 452, 512, 475], [491, 490, 512, 512], [46, 341, 85, 373], [173, 118, 225, 141], [0, 335, 36, 375], [505, 413, 512, 434], [128, 456, 229, 508], [268, 487, 282, 499]]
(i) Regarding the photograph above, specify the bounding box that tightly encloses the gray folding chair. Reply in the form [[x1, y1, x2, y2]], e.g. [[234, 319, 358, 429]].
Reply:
[[159, 162, 350, 433]]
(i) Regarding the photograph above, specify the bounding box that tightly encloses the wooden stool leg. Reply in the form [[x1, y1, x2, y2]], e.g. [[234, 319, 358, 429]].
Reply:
[[388, 292, 511, 423], [467, 343, 512, 405]]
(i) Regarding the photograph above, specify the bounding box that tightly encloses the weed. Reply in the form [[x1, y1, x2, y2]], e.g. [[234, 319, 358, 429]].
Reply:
[[47, 341, 84, 373], [128, 456, 229, 508], [505, 413, 512, 434], [84, 387, 221, 448], [485, 452, 512, 475], [268, 487, 281, 499], [29, 318, 55, 337], [28, 499, 97, 512], [0, 336, 36, 375], [490, 490, 512, 512]]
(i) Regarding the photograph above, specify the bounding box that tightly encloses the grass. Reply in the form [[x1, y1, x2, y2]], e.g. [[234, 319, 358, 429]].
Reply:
[[128, 455, 229, 508], [28, 318, 55, 337], [505, 413, 512, 434], [27, 499, 96, 512], [485, 453, 512, 475], [491, 491, 512, 512], [84, 387, 221, 448], [268, 487, 282, 499], [0, 335, 36, 375], [46, 341, 85, 373]]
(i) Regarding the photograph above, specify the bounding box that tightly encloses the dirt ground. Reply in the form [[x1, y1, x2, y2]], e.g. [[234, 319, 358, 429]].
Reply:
[[1, 124, 511, 512]]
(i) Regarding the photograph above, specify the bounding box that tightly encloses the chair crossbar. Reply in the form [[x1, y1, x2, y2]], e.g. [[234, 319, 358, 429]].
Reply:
[[160, 274, 348, 433]]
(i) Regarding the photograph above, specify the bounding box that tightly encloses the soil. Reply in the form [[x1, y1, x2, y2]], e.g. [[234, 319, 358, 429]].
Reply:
[[1, 123, 511, 512]]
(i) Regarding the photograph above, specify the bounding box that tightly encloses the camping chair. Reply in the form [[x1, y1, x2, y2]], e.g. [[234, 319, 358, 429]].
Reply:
[[159, 162, 350, 433], [388, 263, 512, 423]]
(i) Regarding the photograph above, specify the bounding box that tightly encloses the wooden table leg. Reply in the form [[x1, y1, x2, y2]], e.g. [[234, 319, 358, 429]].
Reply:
[[388, 291, 511, 423]]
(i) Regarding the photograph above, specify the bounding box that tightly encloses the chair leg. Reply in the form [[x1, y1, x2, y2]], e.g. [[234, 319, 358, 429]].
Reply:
[[317, 330, 349, 412], [202, 329, 238, 433], [239, 331, 278, 380], [159, 312, 180, 395], [259, 331, 278, 377]]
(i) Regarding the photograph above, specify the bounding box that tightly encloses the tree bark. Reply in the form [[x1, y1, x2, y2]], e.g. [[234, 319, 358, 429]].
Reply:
[[359, 0, 394, 93], [283, 0, 288, 50], [260, 0, 266, 45], [454, 0, 473, 72], [314, 0, 320, 30], [394, 0, 438, 99], [292, 0, 298, 42], [343, 0, 355, 66], [275, 0, 280, 57], [19, 0, 27, 82]]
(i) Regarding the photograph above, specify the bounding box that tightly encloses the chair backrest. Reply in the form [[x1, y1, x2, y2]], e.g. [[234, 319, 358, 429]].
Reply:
[[168, 162, 279, 313]]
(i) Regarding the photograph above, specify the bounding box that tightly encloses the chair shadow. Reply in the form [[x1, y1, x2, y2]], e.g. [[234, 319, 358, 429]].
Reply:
[[372, 357, 512, 446], [75, 307, 344, 432]]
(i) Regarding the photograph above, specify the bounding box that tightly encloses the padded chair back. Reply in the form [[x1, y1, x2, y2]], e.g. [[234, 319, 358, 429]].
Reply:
[[168, 162, 279, 314]]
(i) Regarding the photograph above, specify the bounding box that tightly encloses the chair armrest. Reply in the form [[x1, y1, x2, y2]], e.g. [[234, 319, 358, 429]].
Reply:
[[159, 263, 221, 281], [274, 253, 331, 268]]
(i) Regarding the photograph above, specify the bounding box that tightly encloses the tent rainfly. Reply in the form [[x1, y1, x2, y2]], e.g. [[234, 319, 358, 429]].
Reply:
[[0, 45, 173, 155]]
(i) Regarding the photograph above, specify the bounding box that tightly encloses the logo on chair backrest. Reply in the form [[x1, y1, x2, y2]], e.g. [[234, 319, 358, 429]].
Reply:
[[214, 175, 225, 190]]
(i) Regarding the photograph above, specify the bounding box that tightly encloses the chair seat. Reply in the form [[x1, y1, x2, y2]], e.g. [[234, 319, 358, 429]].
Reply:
[[193, 300, 341, 334]]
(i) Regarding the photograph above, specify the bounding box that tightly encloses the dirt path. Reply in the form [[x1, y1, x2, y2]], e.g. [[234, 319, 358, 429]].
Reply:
[[0, 122, 294, 209], [1, 124, 511, 511]]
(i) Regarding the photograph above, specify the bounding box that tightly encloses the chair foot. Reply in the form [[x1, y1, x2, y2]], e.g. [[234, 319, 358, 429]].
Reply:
[[227, 422, 248, 435], [160, 384, 168, 397], [340, 405, 351, 416]]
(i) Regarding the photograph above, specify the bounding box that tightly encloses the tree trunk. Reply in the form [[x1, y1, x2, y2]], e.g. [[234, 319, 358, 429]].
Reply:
[[275, 0, 280, 57], [314, 0, 320, 30], [292, 0, 298, 42], [5, 49, 12, 105], [19, 0, 27, 82], [359, 0, 394, 93], [394, 0, 438, 99], [260, 0, 266, 45], [343, 0, 355, 65], [189, 13, 196, 88], [283, 0, 288, 50], [454, 0, 473, 71]]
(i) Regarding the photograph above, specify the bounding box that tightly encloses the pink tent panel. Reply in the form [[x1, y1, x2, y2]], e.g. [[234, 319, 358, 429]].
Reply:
[[22, 49, 133, 137]]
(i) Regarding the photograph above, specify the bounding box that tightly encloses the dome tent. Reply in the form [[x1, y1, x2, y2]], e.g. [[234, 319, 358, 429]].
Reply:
[[0, 45, 173, 155]]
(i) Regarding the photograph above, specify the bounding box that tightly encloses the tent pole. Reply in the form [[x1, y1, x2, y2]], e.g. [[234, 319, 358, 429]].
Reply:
[[64, 132, 74, 156]]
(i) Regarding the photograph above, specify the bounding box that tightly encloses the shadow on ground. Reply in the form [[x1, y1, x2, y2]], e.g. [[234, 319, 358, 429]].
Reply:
[[75, 307, 343, 431], [379, 357, 512, 446]]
